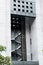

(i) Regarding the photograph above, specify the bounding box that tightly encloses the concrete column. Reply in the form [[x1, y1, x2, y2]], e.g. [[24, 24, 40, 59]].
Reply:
[[25, 17, 31, 61], [31, 19, 38, 61]]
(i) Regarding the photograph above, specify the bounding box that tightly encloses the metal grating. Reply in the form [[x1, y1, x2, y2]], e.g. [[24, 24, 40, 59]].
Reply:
[[11, 0, 36, 17]]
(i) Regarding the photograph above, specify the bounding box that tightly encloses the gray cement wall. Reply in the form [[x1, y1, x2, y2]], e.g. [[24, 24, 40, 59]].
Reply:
[[0, 0, 43, 65], [31, 19, 38, 61]]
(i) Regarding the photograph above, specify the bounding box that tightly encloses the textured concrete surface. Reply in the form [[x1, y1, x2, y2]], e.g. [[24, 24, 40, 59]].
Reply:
[[12, 61, 39, 65]]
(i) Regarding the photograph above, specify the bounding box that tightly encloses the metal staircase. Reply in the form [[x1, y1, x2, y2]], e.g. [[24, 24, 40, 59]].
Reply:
[[11, 15, 22, 61], [11, 32, 22, 61]]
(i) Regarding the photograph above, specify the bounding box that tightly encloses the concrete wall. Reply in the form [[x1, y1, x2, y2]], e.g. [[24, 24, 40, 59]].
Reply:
[[31, 19, 38, 61], [25, 17, 38, 61], [36, 0, 43, 65], [0, 0, 43, 65], [0, 0, 11, 56]]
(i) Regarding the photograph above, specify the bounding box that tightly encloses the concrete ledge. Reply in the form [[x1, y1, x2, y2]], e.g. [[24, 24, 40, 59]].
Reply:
[[12, 61, 39, 65]]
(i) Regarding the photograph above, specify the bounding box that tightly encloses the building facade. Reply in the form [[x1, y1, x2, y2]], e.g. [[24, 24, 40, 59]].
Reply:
[[0, 0, 43, 65], [11, 0, 39, 64]]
